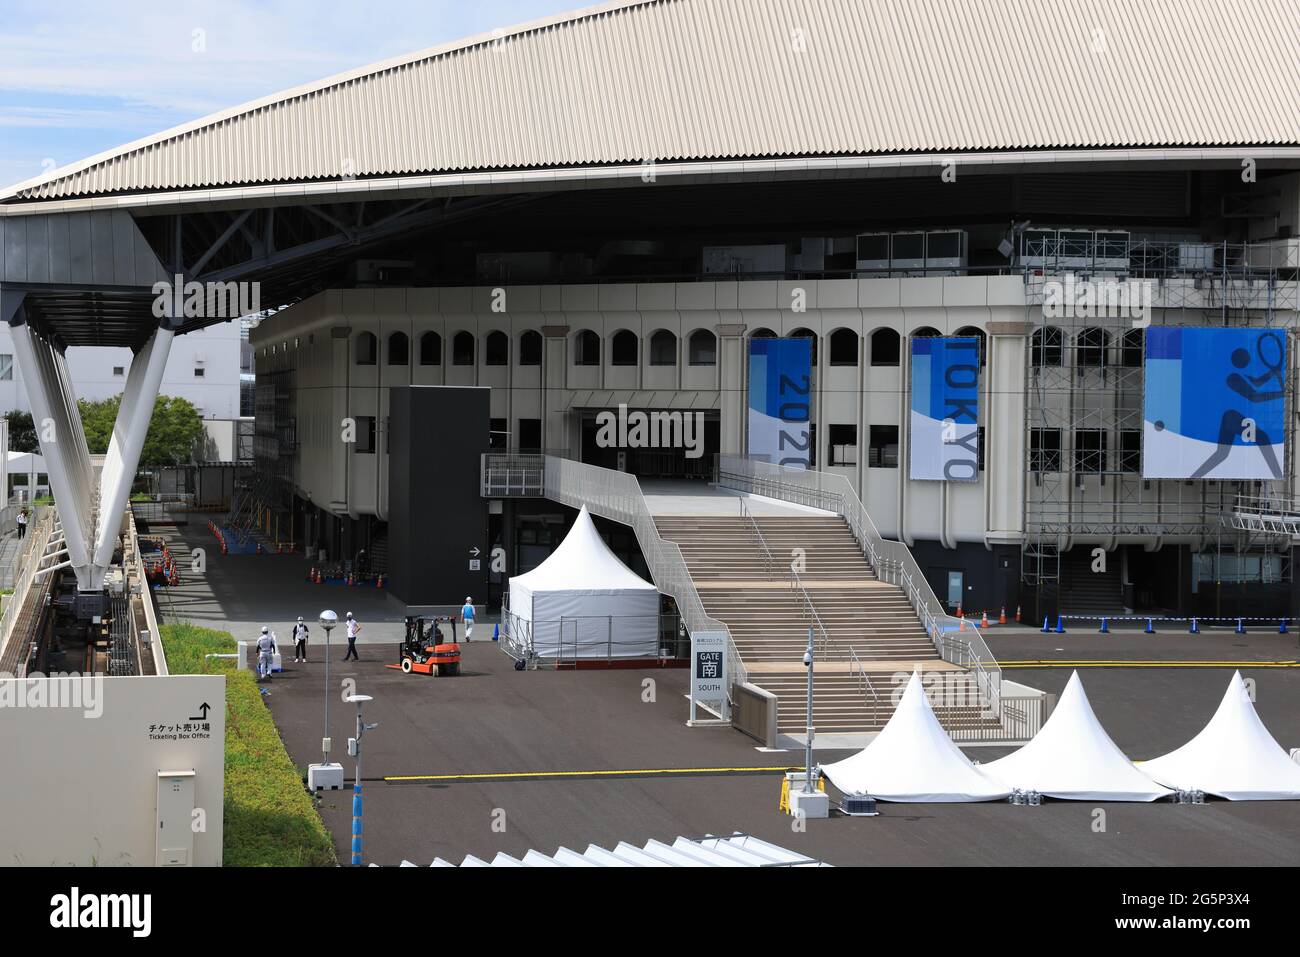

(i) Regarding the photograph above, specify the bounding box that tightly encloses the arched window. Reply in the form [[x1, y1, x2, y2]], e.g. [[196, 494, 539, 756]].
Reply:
[[688, 329, 717, 366], [869, 328, 901, 366], [911, 326, 941, 339], [611, 330, 638, 366], [829, 328, 859, 367], [1120, 328, 1144, 368], [485, 330, 509, 366], [418, 331, 442, 366], [452, 331, 475, 366], [355, 332, 377, 366], [387, 332, 409, 366], [649, 330, 677, 366], [573, 329, 601, 366], [750, 327, 777, 339], [954, 326, 987, 367], [1076, 327, 1110, 368], [519, 330, 542, 366], [788, 328, 818, 366], [1032, 327, 1064, 367]]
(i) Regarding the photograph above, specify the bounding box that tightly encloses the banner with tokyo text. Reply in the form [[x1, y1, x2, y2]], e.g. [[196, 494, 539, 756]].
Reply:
[[909, 337, 980, 481], [747, 337, 812, 468]]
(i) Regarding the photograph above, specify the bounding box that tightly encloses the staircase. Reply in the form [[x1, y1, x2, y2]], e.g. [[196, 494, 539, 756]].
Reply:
[[655, 515, 994, 735], [1057, 546, 1125, 615]]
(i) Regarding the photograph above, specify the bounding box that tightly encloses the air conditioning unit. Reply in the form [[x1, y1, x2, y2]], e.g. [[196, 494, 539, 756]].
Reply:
[[701, 244, 787, 276], [924, 229, 969, 275], [854, 233, 890, 274], [1093, 230, 1130, 273], [890, 231, 926, 276], [1056, 229, 1095, 272], [1244, 239, 1300, 270], [1017, 228, 1058, 272]]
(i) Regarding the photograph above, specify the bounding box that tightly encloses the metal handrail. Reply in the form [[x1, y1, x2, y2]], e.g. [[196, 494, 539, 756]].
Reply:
[[544, 457, 747, 701], [0, 506, 54, 660], [847, 646, 880, 703], [738, 497, 775, 580], [716, 455, 1001, 719], [789, 566, 832, 656]]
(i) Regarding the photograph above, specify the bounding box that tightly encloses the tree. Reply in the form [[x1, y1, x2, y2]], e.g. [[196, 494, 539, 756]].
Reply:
[[3, 410, 38, 453], [78, 394, 205, 466]]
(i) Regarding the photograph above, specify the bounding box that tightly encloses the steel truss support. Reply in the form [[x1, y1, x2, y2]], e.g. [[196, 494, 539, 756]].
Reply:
[[9, 318, 173, 591]]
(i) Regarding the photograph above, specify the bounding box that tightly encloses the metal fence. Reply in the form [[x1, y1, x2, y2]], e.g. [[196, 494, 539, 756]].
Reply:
[[716, 454, 1003, 723], [544, 456, 747, 710], [500, 609, 686, 665], [0, 506, 54, 665]]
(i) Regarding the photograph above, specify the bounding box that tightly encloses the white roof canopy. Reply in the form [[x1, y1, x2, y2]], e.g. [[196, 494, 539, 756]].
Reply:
[[983, 672, 1172, 802], [1140, 672, 1300, 800], [821, 671, 1010, 802], [510, 506, 656, 595]]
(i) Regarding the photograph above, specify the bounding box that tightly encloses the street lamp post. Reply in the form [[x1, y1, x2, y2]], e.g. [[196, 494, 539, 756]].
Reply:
[[307, 610, 344, 791], [346, 693, 377, 866], [803, 627, 815, 794]]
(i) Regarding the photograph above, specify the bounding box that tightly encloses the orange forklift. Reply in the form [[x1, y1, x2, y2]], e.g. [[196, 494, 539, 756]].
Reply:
[[387, 616, 461, 676]]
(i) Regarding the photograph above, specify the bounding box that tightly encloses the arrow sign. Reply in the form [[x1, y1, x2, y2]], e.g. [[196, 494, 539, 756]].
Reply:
[[469, 547, 481, 557], [188, 702, 211, 721]]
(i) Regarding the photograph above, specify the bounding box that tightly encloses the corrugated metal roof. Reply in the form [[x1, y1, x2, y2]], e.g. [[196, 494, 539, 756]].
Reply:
[[6, 0, 1300, 203]]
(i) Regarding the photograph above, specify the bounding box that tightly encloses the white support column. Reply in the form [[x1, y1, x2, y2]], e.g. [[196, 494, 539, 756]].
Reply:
[[93, 327, 175, 575], [9, 323, 96, 588]]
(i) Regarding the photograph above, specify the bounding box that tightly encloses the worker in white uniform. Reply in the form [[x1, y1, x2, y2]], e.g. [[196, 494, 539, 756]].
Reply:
[[292, 616, 309, 662], [256, 626, 277, 680]]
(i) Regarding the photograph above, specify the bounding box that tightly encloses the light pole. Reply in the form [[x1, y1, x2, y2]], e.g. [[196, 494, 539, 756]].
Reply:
[[307, 610, 344, 791], [346, 693, 377, 866], [803, 627, 815, 793]]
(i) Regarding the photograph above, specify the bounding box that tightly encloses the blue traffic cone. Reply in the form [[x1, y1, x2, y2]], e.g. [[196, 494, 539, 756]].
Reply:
[[1189, 617, 1199, 634], [1235, 618, 1247, 635], [1279, 619, 1289, 635], [1098, 617, 1109, 634], [493, 623, 500, 642], [1144, 618, 1155, 634], [1054, 616, 1065, 634], [1040, 615, 1051, 633]]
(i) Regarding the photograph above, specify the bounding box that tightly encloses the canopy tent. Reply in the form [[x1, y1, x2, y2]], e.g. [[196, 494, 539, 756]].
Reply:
[[507, 506, 660, 659], [820, 671, 1010, 802], [983, 671, 1172, 801], [1140, 671, 1300, 800]]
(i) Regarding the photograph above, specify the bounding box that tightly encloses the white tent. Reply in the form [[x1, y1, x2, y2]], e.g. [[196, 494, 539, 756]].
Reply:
[[820, 671, 1010, 802], [983, 671, 1172, 801], [1140, 671, 1300, 800], [507, 506, 660, 659]]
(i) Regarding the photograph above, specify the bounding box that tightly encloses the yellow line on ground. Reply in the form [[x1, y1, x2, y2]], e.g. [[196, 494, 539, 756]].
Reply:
[[384, 766, 796, 783], [999, 660, 1300, 668]]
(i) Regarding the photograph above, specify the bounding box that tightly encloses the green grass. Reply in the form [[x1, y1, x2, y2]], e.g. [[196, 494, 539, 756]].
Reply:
[[161, 623, 336, 867]]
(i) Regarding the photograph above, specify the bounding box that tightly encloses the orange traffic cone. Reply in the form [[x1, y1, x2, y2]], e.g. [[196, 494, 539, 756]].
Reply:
[[999, 606, 1007, 625], [1015, 605, 1021, 623], [980, 610, 989, 628], [959, 617, 967, 631]]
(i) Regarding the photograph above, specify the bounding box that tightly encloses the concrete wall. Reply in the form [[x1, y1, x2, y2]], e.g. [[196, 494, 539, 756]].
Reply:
[[0, 674, 225, 866]]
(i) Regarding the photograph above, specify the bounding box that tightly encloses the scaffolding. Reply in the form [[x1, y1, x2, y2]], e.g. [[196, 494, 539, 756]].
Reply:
[[1018, 236, 1300, 595], [227, 369, 296, 547]]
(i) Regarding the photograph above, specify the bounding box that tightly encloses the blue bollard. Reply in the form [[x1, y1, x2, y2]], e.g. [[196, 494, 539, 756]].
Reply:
[[1280, 619, 1289, 635], [493, 622, 500, 642], [1041, 615, 1051, 633], [1235, 618, 1247, 635], [1054, 616, 1065, 634], [1098, 617, 1109, 634], [1144, 618, 1155, 634], [1189, 617, 1199, 634]]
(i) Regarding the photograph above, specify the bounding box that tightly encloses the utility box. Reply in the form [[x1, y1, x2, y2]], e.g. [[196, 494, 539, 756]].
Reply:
[[156, 769, 196, 866]]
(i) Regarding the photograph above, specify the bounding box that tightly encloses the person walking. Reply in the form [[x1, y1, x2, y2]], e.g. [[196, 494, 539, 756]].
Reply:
[[255, 626, 277, 680], [15, 509, 27, 540], [461, 596, 476, 641], [292, 616, 309, 662], [342, 611, 361, 661]]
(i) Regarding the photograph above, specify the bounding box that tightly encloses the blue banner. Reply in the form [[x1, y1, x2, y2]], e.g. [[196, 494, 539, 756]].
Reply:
[[748, 338, 812, 468], [1144, 327, 1286, 479], [910, 337, 980, 481]]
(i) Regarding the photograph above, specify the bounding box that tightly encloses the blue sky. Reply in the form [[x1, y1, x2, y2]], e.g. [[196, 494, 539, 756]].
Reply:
[[0, 0, 582, 190]]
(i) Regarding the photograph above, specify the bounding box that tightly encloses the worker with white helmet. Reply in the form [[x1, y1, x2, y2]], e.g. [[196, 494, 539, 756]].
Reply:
[[292, 616, 309, 662], [342, 611, 361, 661], [461, 596, 475, 641], [255, 626, 277, 680]]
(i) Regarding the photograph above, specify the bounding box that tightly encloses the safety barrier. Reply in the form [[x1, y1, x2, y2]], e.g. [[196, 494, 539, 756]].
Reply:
[[501, 607, 687, 666], [1042, 614, 1293, 636]]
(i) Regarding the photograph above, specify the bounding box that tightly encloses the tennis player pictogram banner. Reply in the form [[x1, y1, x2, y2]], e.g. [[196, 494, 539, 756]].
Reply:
[[1143, 327, 1287, 480], [909, 336, 980, 481]]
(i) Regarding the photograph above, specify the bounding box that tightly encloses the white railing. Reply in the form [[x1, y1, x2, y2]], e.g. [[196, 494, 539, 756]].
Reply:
[[0, 507, 54, 664], [126, 510, 168, 676], [544, 457, 747, 701], [716, 455, 1002, 719]]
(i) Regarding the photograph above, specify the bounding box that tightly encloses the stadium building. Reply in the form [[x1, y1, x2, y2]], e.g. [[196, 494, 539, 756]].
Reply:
[[3, 0, 1300, 630]]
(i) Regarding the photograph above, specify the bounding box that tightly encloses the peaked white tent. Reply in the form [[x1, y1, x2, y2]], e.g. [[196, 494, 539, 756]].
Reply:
[[1140, 672, 1300, 800], [507, 506, 660, 659], [820, 672, 1010, 802], [983, 671, 1172, 801]]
